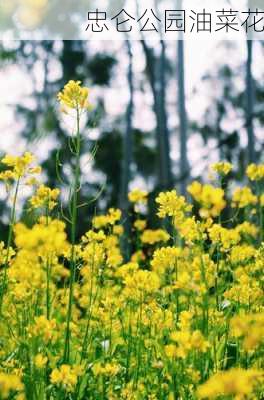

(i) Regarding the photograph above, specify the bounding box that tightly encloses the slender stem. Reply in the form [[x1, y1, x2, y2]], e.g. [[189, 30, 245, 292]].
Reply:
[[215, 243, 220, 310], [46, 260, 51, 320], [45, 203, 51, 320], [134, 295, 143, 388], [199, 249, 209, 336], [63, 107, 81, 363]]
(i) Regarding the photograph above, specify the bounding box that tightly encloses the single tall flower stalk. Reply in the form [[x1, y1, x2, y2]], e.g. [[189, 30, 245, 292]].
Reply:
[[57, 80, 92, 363], [63, 105, 81, 362]]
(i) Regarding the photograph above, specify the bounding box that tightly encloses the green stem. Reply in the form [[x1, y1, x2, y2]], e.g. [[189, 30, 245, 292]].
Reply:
[[63, 107, 81, 363], [134, 295, 143, 388], [199, 249, 209, 336], [215, 243, 220, 310], [45, 204, 51, 320], [46, 260, 51, 320]]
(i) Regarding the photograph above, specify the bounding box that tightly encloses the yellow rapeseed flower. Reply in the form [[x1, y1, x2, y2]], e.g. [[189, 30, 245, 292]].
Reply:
[[211, 161, 233, 176], [0, 372, 24, 399], [128, 189, 148, 204], [246, 163, 264, 181], [57, 80, 92, 112], [232, 186, 257, 208], [141, 229, 170, 245], [197, 368, 263, 399], [34, 354, 48, 369], [156, 190, 192, 225], [30, 185, 60, 210], [0, 152, 41, 182], [50, 364, 84, 392], [188, 182, 226, 218]]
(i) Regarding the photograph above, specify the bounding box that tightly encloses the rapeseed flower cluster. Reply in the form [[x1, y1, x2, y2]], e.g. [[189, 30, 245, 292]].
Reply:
[[0, 152, 41, 183], [211, 161, 233, 176], [30, 185, 60, 210], [187, 182, 226, 218], [57, 80, 92, 113], [0, 81, 263, 399]]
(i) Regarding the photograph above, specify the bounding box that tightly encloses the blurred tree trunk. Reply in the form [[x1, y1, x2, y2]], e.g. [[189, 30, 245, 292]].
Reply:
[[119, 41, 134, 260], [158, 40, 172, 188], [228, 0, 256, 163], [176, 0, 189, 195], [120, 40, 134, 210], [141, 40, 172, 190], [245, 38, 255, 164]]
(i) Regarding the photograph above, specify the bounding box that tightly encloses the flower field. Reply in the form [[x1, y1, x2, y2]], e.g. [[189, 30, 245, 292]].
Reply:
[[0, 81, 263, 399]]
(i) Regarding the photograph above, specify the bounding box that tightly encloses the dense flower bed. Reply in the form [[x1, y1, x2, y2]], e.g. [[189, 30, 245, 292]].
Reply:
[[0, 81, 263, 400]]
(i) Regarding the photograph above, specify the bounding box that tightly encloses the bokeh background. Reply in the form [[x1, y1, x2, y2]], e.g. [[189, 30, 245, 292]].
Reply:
[[0, 37, 263, 240]]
